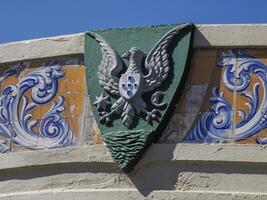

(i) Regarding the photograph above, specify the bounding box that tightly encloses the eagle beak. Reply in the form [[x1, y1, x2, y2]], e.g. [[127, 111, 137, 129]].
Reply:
[[122, 51, 130, 60]]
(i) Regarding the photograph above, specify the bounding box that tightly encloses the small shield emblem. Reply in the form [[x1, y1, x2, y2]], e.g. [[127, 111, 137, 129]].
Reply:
[[119, 73, 141, 99]]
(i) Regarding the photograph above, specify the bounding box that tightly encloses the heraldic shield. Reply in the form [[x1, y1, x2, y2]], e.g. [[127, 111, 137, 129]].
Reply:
[[85, 23, 195, 171], [119, 73, 141, 100]]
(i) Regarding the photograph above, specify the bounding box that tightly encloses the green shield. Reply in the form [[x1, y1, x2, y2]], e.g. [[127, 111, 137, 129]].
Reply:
[[85, 23, 195, 171]]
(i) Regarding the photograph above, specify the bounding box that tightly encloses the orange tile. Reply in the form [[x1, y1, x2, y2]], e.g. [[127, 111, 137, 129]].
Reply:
[[174, 86, 186, 113], [241, 49, 267, 57], [235, 73, 263, 113], [191, 83, 234, 113], [64, 65, 87, 92], [90, 118, 103, 144], [62, 92, 86, 118], [193, 49, 219, 58], [0, 58, 85, 152], [0, 135, 11, 153], [0, 75, 19, 93], [65, 116, 82, 138], [187, 56, 222, 85]]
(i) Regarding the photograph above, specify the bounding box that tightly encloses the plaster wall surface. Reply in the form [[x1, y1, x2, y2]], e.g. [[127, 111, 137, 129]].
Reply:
[[0, 24, 266, 200]]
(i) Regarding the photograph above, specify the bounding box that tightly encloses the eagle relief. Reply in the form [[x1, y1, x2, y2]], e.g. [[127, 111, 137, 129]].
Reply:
[[85, 23, 195, 171]]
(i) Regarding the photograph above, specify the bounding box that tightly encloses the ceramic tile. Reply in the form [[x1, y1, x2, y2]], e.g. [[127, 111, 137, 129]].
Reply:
[[183, 84, 209, 113], [20, 89, 43, 120], [186, 83, 234, 113], [85, 95, 95, 117], [91, 117, 103, 144], [83, 116, 103, 145], [160, 111, 200, 143], [65, 116, 82, 138], [0, 135, 11, 153], [0, 57, 85, 152], [57, 75, 68, 94], [246, 110, 267, 145], [11, 119, 39, 152], [0, 68, 20, 93], [183, 110, 235, 144], [35, 116, 79, 150], [187, 56, 222, 85], [241, 49, 267, 57], [193, 49, 219, 58], [176, 83, 233, 114], [64, 65, 87, 92], [173, 86, 187, 113], [64, 92, 86, 118], [232, 108, 267, 144], [176, 49, 267, 144], [255, 125, 266, 146]]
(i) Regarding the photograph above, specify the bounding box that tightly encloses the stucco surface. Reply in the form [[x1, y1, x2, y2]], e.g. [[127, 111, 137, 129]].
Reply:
[[0, 144, 267, 199], [0, 33, 84, 64], [1, 24, 267, 64]]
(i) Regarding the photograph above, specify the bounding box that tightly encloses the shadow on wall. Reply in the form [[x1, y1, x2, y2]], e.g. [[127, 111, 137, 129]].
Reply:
[[193, 28, 212, 47], [126, 143, 267, 197], [159, 31, 223, 144], [0, 146, 267, 197]]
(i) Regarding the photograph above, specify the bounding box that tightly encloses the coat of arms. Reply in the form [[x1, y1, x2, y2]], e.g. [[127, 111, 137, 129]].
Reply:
[[85, 23, 195, 171]]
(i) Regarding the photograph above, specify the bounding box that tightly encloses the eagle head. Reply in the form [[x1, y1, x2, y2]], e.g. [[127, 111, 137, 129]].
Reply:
[[122, 47, 145, 60]]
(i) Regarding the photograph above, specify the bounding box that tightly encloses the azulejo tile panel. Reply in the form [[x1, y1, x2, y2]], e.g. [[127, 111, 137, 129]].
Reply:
[[0, 57, 89, 152], [161, 49, 267, 144]]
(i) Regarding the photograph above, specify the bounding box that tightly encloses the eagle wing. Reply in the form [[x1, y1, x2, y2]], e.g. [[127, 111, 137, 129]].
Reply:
[[87, 32, 123, 96], [143, 24, 189, 92]]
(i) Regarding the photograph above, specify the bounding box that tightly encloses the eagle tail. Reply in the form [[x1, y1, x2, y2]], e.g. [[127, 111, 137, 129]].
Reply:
[[121, 102, 135, 128]]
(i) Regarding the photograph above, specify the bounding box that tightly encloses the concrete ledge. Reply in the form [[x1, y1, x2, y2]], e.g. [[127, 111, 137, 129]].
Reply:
[[0, 33, 84, 64], [195, 24, 267, 47], [0, 145, 113, 170], [0, 143, 266, 171], [0, 188, 267, 200], [0, 24, 267, 64]]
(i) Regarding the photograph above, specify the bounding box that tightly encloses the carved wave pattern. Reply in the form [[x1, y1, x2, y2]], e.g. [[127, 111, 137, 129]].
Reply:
[[186, 50, 267, 144], [104, 130, 148, 171], [0, 61, 76, 152]]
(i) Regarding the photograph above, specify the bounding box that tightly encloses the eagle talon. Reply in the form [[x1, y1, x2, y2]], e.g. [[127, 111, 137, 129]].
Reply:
[[99, 115, 110, 124], [99, 110, 116, 125], [145, 109, 160, 122], [99, 111, 107, 116], [105, 118, 111, 125]]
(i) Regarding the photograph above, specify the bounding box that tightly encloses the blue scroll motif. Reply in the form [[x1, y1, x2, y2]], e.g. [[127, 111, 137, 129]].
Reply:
[[186, 50, 267, 144], [0, 62, 75, 152]]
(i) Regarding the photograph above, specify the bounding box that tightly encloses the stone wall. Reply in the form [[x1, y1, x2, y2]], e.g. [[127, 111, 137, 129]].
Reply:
[[0, 24, 267, 199]]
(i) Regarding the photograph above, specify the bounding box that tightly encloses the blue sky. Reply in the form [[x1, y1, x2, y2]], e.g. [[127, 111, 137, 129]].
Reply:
[[0, 0, 266, 44]]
